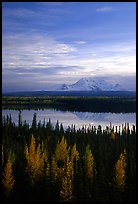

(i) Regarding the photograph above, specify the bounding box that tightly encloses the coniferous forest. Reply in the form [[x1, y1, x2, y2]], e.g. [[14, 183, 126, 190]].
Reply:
[[2, 1, 136, 203], [2, 113, 136, 202], [2, 95, 136, 113]]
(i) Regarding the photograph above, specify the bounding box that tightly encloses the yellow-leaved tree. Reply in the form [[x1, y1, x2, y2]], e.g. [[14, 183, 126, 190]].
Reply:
[[60, 143, 79, 201], [52, 136, 79, 201], [41, 141, 50, 178], [115, 149, 127, 192], [2, 151, 15, 198], [24, 134, 44, 185], [84, 144, 96, 183], [52, 136, 68, 184], [60, 155, 73, 201]]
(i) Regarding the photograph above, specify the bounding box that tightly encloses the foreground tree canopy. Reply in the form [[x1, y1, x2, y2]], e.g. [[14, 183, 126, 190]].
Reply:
[[2, 113, 136, 202]]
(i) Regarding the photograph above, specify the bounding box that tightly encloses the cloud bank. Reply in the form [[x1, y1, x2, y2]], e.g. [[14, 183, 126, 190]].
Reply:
[[2, 2, 136, 92]]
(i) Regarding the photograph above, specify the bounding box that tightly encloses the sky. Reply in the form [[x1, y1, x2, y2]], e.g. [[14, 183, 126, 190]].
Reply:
[[2, 2, 136, 92]]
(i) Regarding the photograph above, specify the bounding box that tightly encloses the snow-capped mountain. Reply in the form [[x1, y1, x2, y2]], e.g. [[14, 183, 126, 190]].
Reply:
[[56, 77, 124, 91], [75, 112, 107, 121]]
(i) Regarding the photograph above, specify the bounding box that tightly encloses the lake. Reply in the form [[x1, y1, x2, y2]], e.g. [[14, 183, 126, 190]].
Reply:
[[2, 109, 136, 130]]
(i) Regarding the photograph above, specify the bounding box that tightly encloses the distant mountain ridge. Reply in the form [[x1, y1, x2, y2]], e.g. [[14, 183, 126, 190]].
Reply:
[[46, 77, 125, 92], [3, 77, 136, 96]]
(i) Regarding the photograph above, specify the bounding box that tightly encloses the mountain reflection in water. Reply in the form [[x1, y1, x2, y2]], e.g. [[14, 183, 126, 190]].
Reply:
[[2, 109, 136, 130]]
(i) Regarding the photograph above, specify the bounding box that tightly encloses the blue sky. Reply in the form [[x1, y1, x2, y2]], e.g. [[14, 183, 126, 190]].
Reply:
[[2, 2, 136, 92]]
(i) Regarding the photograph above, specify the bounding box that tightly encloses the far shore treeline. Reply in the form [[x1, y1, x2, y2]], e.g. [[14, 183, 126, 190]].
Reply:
[[2, 95, 136, 113]]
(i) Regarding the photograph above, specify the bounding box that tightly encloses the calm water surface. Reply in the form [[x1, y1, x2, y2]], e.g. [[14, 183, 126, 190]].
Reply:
[[2, 109, 136, 130]]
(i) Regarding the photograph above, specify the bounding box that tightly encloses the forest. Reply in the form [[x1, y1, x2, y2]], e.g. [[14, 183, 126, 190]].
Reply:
[[2, 112, 136, 202], [2, 96, 136, 112]]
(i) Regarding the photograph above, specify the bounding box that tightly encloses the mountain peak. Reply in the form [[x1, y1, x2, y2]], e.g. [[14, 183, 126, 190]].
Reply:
[[44, 77, 125, 92], [59, 77, 124, 91]]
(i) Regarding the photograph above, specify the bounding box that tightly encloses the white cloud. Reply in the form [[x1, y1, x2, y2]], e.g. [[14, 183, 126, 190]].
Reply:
[[2, 2, 136, 92], [96, 6, 113, 12], [75, 41, 87, 44], [3, 8, 36, 18], [2, 32, 136, 92], [2, 33, 77, 70]]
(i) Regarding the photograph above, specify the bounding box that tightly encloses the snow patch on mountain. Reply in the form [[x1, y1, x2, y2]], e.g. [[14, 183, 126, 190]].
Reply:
[[44, 77, 125, 91]]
